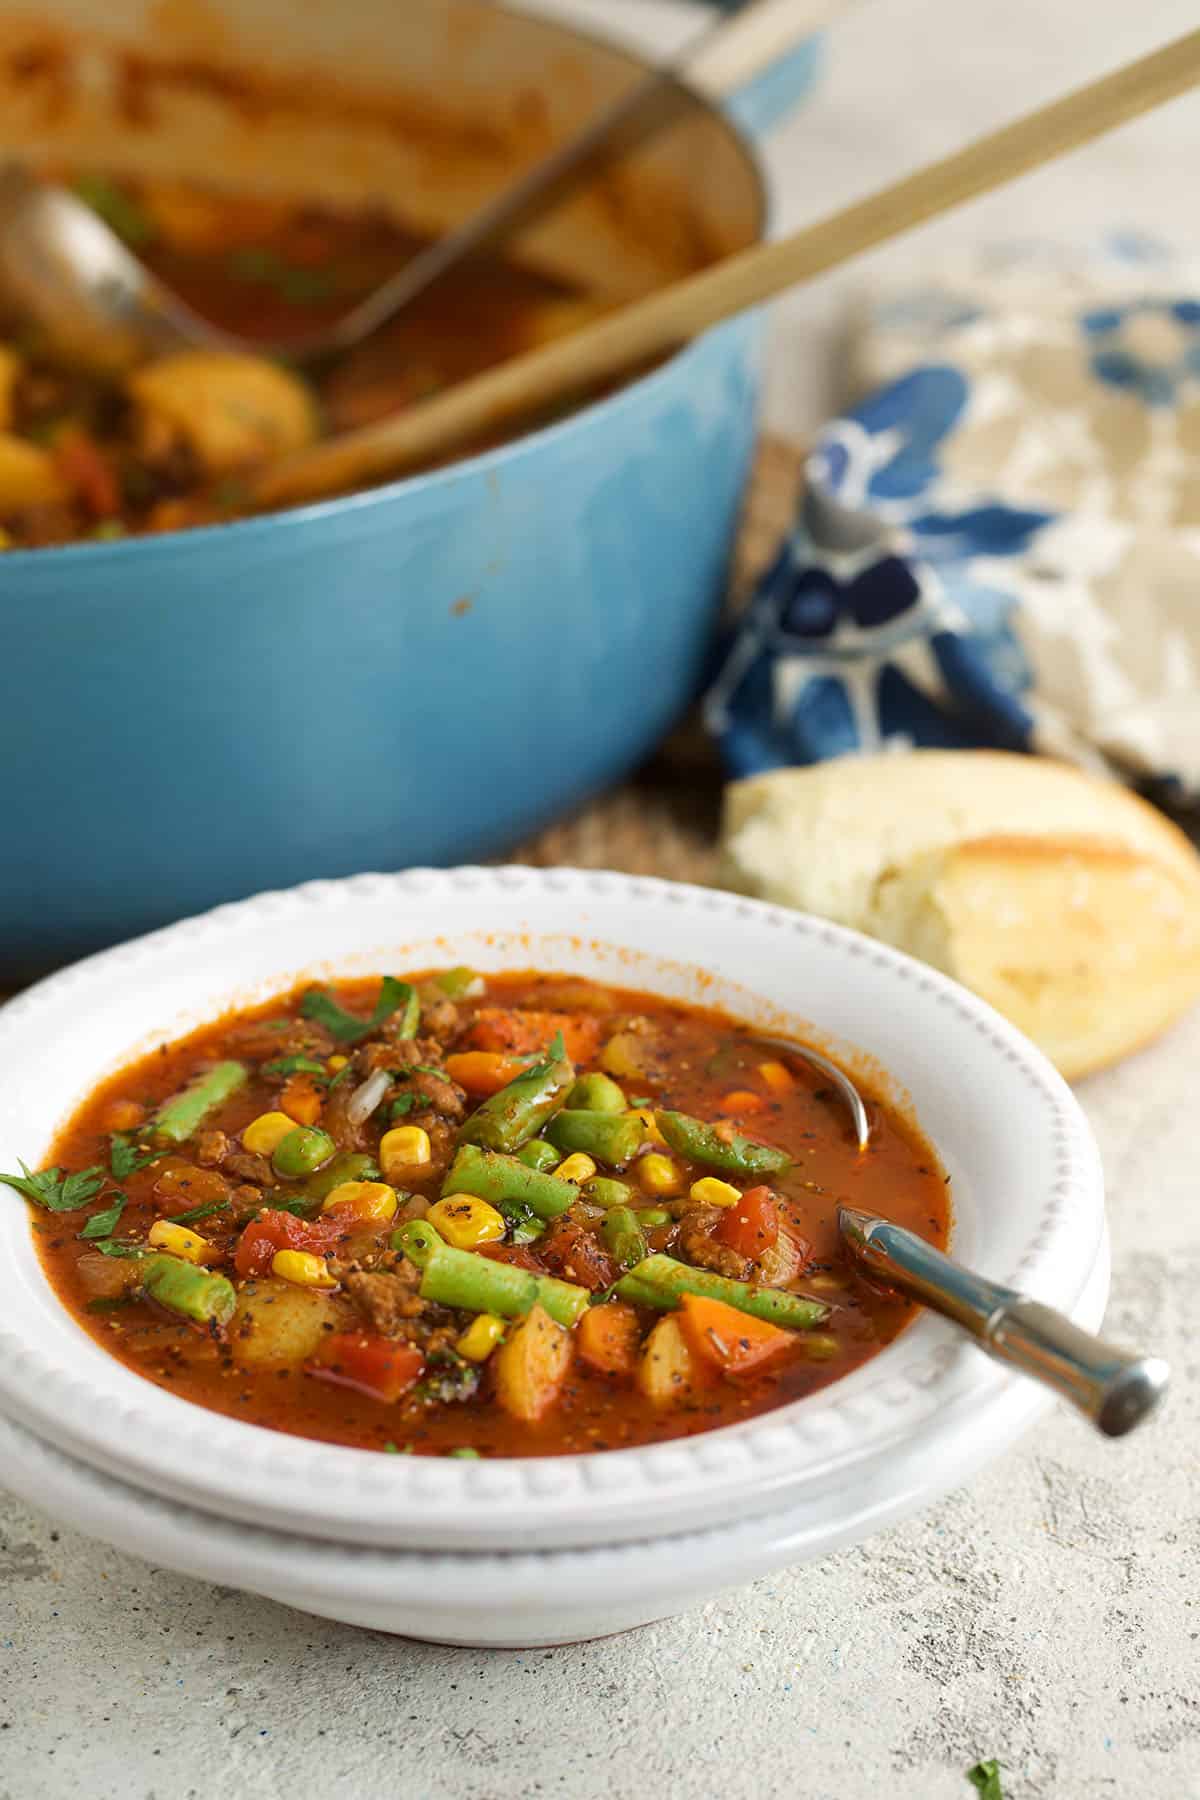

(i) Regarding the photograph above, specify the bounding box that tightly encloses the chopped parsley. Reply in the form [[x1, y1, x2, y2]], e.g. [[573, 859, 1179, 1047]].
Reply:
[[389, 1093, 417, 1120], [109, 1132, 166, 1179], [93, 1238, 149, 1259], [0, 1161, 106, 1212], [79, 1192, 127, 1240], [168, 1198, 230, 1226], [262, 1054, 328, 1077], [301, 976, 418, 1045], [967, 1762, 1004, 1799]]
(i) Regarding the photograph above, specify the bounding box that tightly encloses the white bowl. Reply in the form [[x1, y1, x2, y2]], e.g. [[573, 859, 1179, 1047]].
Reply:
[[0, 1225, 1109, 1647], [0, 868, 1105, 1552]]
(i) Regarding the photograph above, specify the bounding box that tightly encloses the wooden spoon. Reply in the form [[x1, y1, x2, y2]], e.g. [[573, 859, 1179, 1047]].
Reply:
[[252, 28, 1200, 510]]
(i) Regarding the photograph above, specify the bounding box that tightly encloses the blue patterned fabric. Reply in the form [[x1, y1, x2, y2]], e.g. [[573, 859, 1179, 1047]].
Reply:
[[705, 367, 1057, 777]]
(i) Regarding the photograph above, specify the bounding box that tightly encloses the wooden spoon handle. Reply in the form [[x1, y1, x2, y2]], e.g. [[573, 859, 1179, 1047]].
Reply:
[[254, 28, 1200, 509]]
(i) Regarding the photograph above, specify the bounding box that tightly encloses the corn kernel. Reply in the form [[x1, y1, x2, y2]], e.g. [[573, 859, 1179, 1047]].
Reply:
[[321, 1180, 398, 1223], [628, 1107, 666, 1147], [689, 1176, 741, 1209], [326, 1054, 348, 1072], [638, 1152, 684, 1196], [456, 1313, 506, 1362], [271, 1249, 337, 1288], [379, 1125, 432, 1180], [758, 1059, 795, 1095], [147, 1219, 211, 1262], [554, 1152, 597, 1185], [427, 1194, 506, 1249], [242, 1111, 298, 1156]]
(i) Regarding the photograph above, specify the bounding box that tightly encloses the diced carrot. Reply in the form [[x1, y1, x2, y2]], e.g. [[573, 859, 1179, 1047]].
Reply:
[[307, 1332, 424, 1404], [720, 1089, 768, 1115], [444, 1051, 532, 1097], [678, 1293, 797, 1378], [279, 1072, 324, 1125], [54, 427, 120, 519], [714, 1185, 780, 1259], [757, 1060, 796, 1095], [466, 1008, 602, 1063], [576, 1301, 641, 1379]]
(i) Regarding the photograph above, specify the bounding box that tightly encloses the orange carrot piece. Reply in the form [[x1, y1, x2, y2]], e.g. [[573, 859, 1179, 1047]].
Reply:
[[576, 1301, 641, 1379], [466, 1008, 602, 1063], [280, 1073, 324, 1126], [678, 1293, 797, 1378], [444, 1051, 532, 1097], [720, 1089, 768, 1115]]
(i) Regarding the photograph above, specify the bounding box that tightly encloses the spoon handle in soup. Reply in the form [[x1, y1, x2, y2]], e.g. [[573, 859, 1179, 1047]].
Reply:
[[837, 1206, 1168, 1438]]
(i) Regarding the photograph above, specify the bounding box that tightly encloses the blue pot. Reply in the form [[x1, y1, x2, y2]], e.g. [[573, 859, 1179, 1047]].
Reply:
[[1, 15, 819, 978]]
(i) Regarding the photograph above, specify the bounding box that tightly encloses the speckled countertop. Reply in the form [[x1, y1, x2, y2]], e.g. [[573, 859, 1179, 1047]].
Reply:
[[3, 1, 1198, 1794]]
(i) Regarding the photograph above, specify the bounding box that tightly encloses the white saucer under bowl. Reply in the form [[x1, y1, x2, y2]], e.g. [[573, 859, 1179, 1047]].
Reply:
[[0, 868, 1106, 1553], [0, 1224, 1108, 1648]]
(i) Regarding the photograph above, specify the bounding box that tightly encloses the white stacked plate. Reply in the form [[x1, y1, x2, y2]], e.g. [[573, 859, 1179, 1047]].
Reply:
[[0, 870, 1109, 1645]]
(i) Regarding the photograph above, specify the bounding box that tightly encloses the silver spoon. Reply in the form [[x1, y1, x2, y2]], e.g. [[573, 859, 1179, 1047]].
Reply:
[[0, 0, 846, 369], [768, 1040, 1167, 1437]]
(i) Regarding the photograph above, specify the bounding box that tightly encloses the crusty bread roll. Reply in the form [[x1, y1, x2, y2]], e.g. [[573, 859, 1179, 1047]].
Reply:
[[720, 751, 1200, 1079]]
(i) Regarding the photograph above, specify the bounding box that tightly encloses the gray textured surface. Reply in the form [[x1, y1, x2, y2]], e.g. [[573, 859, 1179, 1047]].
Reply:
[[2, 1002, 1197, 1800], [3, 3, 1199, 1793]]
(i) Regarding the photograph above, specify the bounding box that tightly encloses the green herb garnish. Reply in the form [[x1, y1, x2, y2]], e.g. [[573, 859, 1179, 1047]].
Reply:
[[301, 976, 417, 1045], [79, 1192, 127, 1240], [326, 1064, 354, 1091], [109, 1133, 165, 1179], [94, 1238, 149, 1259], [168, 1199, 229, 1226], [967, 1762, 1004, 1799], [86, 1296, 135, 1314], [262, 1054, 328, 1077], [0, 1162, 106, 1212], [389, 1092, 417, 1120]]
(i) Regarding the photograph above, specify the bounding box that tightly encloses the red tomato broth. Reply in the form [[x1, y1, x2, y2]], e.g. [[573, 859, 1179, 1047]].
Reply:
[[23, 972, 950, 1458]]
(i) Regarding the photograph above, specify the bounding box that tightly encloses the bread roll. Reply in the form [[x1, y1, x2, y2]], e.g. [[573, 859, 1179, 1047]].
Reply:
[[720, 751, 1200, 1079]]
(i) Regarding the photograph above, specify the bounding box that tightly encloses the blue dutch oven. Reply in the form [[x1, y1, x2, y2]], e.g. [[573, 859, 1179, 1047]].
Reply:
[[1, 1, 820, 977]]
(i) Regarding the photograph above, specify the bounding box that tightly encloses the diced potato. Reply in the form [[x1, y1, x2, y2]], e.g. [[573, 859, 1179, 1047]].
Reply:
[[636, 1313, 714, 1405], [598, 1030, 651, 1081], [152, 1159, 231, 1209], [0, 433, 68, 509], [0, 347, 20, 430], [128, 351, 317, 475], [229, 1277, 341, 1369], [75, 1250, 142, 1300], [492, 1302, 572, 1422]]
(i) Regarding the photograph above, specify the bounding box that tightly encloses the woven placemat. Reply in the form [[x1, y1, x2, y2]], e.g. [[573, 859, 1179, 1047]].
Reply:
[[514, 434, 801, 884]]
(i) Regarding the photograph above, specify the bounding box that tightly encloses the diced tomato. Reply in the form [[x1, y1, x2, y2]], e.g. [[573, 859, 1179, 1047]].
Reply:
[[279, 1073, 324, 1125], [476, 1241, 545, 1273], [537, 1217, 617, 1293], [443, 1051, 532, 1097], [307, 1332, 424, 1404], [54, 427, 120, 519], [466, 1008, 602, 1064], [234, 1207, 345, 1279], [577, 1301, 641, 1378], [678, 1294, 797, 1378], [714, 1185, 780, 1259]]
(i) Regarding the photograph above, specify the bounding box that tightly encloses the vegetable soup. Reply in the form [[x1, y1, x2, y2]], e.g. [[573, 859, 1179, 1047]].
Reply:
[[6, 970, 950, 1457]]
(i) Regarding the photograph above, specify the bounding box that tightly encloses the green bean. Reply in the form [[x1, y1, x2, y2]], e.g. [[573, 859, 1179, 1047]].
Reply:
[[615, 1254, 828, 1329], [601, 1206, 646, 1271], [141, 1254, 236, 1326], [656, 1110, 790, 1177], [516, 1139, 560, 1173], [152, 1062, 248, 1144], [635, 1207, 672, 1228], [272, 1126, 336, 1178], [565, 1072, 626, 1114], [303, 1151, 377, 1201], [581, 1176, 632, 1210], [444, 1144, 577, 1220], [393, 1220, 588, 1327], [545, 1110, 645, 1168], [457, 1040, 574, 1152]]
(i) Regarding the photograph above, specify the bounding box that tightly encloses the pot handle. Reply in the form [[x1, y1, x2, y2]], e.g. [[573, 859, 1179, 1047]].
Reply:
[[686, 0, 842, 139]]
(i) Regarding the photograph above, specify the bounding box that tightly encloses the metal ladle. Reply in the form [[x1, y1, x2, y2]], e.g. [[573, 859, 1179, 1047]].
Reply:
[[768, 1040, 1168, 1439]]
